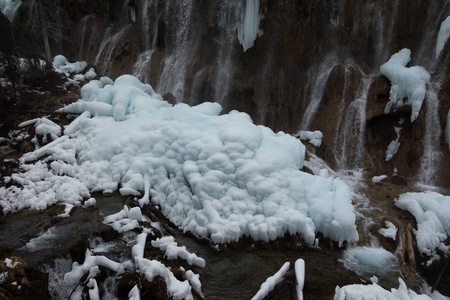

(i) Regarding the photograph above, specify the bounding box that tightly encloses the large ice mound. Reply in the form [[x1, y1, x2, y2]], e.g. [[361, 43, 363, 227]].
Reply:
[[0, 75, 358, 245]]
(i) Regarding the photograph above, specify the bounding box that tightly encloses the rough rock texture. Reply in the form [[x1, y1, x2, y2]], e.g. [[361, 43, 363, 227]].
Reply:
[[10, 0, 450, 187]]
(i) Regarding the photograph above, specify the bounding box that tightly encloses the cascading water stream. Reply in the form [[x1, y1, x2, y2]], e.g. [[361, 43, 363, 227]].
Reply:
[[212, 0, 240, 105], [415, 0, 450, 71], [156, 0, 194, 101], [333, 76, 372, 170], [332, 67, 350, 168], [77, 15, 94, 61], [93, 26, 131, 76], [133, 0, 159, 83], [333, 75, 372, 171], [417, 83, 442, 187], [93, 27, 112, 66]]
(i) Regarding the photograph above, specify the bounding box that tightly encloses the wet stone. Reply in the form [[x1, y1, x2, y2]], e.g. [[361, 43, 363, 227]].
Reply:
[[390, 175, 408, 186]]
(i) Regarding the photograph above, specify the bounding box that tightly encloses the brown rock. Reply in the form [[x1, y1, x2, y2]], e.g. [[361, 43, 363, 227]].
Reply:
[[69, 237, 89, 264]]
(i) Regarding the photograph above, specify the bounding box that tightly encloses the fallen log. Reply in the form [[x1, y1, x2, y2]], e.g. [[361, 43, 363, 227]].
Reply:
[[406, 225, 416, 270]]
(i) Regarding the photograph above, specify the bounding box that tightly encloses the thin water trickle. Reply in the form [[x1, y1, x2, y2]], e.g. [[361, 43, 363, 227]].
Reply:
[[299, 56, 337, 131]]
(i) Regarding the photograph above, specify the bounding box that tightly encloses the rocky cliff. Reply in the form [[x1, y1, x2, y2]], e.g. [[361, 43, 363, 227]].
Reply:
[[11, 0, 450, 187]]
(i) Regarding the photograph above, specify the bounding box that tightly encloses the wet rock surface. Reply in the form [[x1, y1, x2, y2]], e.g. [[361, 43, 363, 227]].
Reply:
[[0, 181, 445, 299], [9, 0, 450, 187]]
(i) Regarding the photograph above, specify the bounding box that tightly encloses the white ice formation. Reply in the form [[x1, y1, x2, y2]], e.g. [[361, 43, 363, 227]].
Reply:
[[151, 236, 206, 268], [0, 0, 21, 21], [0, 74, 359, 246], [335, 278, 434, 300], [298, 130, 323, 147], [64, 249, 124, 285], [103, 205, 143, 233], [132, 232, 194, 300], [380, 49, 430, 122], [372, 175, 387, 183], [238, 0, 263, 52], [295, 259, 305, 300], [395, 191, 450, 256], [385, 126, 401, 161], [251, 262, 290, 300], [436, 16, 450, 59], [53, 55, 96, 83], [378, 221, 398, 240]]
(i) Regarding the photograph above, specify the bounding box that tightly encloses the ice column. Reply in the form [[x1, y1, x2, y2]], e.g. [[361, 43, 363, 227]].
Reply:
[[238, 0, 263, 52]]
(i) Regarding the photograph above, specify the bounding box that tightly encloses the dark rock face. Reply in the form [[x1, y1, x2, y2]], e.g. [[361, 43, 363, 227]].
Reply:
[[11, 0, 450, 187]]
